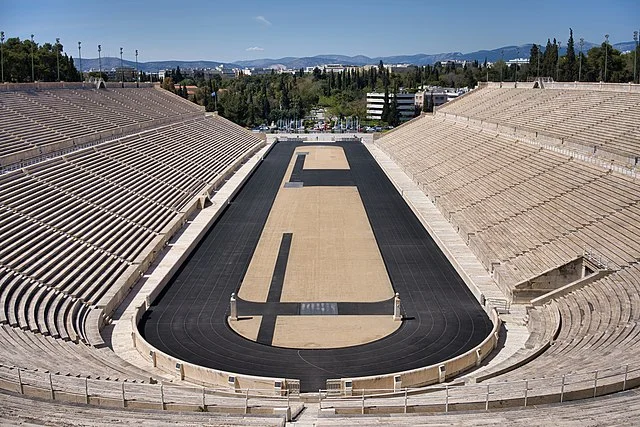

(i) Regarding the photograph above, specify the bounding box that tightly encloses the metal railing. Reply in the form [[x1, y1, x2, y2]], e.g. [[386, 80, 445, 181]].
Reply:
[[318, 364, 639, 414], [584, 246, 619, 270], [486, 298, 510, 314], [0, 364, 297, 414], [2, 360, 638, 417], [2, 362, 636, 415]]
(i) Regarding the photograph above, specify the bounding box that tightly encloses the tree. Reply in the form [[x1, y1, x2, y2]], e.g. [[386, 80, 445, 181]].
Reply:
[[541, 39, 555, 77], [174, 66, 184, 83], [261, 83, 271, 119], [161, 77, 176, 93], [205, 95, 216, 112], [380, 86, 390, 123], [463, 65, 477, 87], [171, 32, 640, 130], [563, 28, 577, 81], [388, 90, 400, 127], [0, 36, 80, 82], [221, 90, 247, 125], [632, 42, 640, 83], [529, 44, 540, 78]]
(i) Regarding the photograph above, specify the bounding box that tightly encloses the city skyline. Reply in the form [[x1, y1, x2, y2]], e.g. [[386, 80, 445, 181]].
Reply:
[[1, 0, 638, 63]]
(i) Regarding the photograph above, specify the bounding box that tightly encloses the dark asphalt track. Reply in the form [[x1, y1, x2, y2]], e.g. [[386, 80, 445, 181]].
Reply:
[[140, 140, 493, 392]]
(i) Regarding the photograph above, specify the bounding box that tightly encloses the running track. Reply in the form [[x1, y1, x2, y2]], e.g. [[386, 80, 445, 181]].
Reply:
[[140, 140, 493, 392]]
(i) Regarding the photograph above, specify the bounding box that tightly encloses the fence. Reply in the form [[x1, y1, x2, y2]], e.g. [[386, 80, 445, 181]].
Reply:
[[319, 364, 640, 414], [584, 246, 619, 271], [2, 361, 639, 416], [0, 364, 298, 416]]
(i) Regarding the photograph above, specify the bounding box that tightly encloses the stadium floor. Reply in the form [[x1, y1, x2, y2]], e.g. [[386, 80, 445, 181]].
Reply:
[[140, 140, 493, 392]]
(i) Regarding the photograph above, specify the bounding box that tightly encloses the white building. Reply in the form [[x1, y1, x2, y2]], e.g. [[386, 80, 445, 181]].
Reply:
[[415, 91, 448, 110], [305, 64, 365, 74], [384, 63, 413, 73], [215, 65, 236, 78], [415, 86, 469, 110], [366, 92, 416, 122], [506, 58, 530, 65]]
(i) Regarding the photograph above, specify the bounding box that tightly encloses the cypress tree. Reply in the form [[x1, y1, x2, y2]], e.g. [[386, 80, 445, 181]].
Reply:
[[529, 44, 540, 77], [564, 28, 577, 81], [542, 39, 553, 76], [389, 90, 400, 127], [552, 39, 559, 78], [261, 84, 270, 119], [381, 86, 390, 123], [174, 66, 184, 83]]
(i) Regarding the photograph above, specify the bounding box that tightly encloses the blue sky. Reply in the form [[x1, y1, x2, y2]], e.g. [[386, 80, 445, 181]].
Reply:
[[1, 0, 637, 62]]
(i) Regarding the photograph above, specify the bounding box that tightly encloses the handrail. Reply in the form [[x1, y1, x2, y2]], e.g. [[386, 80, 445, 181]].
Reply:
[[319, 363, 639, 413], [2, 357, 637, 416], [0, 364, 298, 416]]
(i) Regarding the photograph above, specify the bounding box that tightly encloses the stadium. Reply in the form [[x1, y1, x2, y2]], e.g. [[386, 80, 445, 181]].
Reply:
[[0, 77, 640, 426]]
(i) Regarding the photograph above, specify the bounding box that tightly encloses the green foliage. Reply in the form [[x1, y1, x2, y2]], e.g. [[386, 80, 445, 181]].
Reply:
[[380, 87, 390, 123], [162, 30, 639, 128], [542, 38, 559, 78], [582, 43, 626, 82], [174, 66, 184, 82], [161, 77, 176, 93], [1, 36, 81, 82], [563, 28, 577, 81], [532, 29, 635, 83], [388, 89, 400, 127], [529, 44, 541, 77], [178, 61, 502, 128]]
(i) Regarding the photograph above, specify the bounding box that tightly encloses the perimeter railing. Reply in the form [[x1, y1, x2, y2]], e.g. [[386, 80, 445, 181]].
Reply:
[[0, 364, 300, 418], [2, 361, 638, 416], [319, 364, 640, 414]]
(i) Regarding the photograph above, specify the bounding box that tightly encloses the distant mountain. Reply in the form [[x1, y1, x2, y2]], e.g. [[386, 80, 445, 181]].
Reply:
[[77, 58, 236, 72], [231, 48, 519, 69], [77, 41, 636, 72], [613, 41, 638, 53], [233, 55, 373, 69], [232, 41, 635, 68]]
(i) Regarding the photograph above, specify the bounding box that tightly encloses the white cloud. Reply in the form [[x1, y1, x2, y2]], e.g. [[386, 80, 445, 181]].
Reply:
[[246, 46, 265, 52], [254, 15, 272, 26]]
